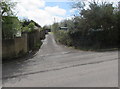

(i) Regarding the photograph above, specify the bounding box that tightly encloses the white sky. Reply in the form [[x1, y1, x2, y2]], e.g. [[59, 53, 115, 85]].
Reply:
[[10, 0, 119, 27], [11, 0, 68, 26]]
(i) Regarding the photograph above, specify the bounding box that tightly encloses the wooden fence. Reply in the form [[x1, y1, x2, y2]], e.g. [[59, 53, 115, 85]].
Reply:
[[2, 30, 45, 60]]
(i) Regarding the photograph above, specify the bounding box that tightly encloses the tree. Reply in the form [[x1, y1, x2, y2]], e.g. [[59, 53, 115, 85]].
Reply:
[[22, 26, 29, 32], [59, 19, 75, 30], [2, 16, 21, 39], [73, 1, 116, 31], [72, 0, 119, 48], [51, 22, 59, 32], [72, 1, 85, 12], [1, 0, 22, 39], [28, 22, 35, 32], [53, 0, 119, 49], [0, 0, 16, 16]]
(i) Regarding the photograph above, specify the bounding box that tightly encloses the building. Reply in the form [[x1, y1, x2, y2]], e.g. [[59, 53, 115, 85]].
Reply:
[[59, 27, 68, 30]]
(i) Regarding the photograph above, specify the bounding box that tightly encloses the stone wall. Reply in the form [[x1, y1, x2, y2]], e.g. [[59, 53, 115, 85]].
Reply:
[[2, 30, 46, 60], [2, 33, 28, 59]]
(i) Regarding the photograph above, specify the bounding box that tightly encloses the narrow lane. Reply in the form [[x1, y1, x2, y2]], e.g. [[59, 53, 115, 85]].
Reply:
[[3, 33, 118, 87]]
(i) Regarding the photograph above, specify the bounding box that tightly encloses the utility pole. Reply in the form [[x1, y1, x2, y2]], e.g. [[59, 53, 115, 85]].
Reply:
[[54, 17, 56, 23]]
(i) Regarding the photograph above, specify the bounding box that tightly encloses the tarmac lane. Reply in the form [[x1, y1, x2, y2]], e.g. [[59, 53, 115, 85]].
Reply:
[[2, 33, 118, 87]]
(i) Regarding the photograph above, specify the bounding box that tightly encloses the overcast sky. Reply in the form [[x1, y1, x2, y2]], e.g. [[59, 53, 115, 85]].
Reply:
[[11, 0, 119, 27]]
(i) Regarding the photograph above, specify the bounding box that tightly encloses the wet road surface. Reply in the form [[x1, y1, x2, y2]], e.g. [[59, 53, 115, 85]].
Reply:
[[3, 33, 118, 87]]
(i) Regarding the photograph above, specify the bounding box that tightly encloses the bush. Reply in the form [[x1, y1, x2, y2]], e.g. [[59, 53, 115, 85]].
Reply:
[[34, 41, 42, 50], [54, 30, 73, 46], [22, 26, 30, 32], [52, 1, 118, 50], [2, 16, 22, 39]]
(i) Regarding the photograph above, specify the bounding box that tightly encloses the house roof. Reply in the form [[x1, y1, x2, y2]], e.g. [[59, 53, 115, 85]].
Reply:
[[59, 27, 68, 29]]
